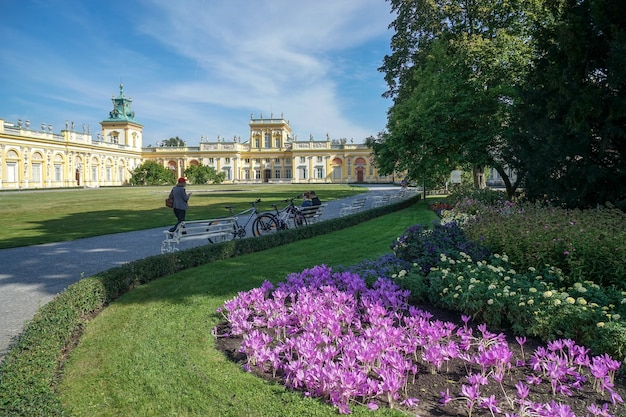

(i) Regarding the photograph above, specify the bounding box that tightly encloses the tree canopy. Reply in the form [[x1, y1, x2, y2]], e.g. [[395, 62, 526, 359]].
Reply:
[[374, 0, 538, 197], [183, 164, 225, 185], [510, 0, 626, 209], [162, 137, 186, 147], [129, 161, 176, 186]]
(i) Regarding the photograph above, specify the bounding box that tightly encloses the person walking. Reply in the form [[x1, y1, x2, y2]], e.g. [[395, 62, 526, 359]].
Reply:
[[168, 177, 192, 232]]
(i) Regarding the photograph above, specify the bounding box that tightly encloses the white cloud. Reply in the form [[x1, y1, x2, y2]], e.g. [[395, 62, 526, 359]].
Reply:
[[1, 0, 394, 145]]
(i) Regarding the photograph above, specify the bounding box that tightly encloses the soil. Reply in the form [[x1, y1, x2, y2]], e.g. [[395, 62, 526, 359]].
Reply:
[[215, 303, 626, 417]]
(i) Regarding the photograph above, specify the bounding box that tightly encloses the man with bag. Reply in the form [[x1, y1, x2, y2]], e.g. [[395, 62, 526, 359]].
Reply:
[[168, 177, 192, 232]]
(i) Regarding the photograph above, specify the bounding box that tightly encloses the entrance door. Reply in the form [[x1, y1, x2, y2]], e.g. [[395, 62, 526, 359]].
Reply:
[[264, 169, 271, 183], [356, 167, 365, 183]]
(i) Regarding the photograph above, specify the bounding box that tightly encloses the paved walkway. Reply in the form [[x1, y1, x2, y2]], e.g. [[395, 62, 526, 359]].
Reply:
[[0, 185, 407, 358]]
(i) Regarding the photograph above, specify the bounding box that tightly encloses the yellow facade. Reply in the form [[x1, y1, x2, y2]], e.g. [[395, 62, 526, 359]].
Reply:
[[0, 86, 392, 189], [145, 115, 390, 185]]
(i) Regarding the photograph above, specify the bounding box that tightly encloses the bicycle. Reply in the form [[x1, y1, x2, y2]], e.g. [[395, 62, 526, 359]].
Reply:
[[268, 196, 308, 230], [209, 199, 277, 242]]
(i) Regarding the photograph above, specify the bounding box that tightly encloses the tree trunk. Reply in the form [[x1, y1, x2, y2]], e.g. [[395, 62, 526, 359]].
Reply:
[[473, 165, 486, 189], [494, 165, 515, 199]]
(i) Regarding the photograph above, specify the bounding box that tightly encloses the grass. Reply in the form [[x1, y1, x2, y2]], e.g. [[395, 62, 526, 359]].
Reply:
[[58, 202, 438, 417], [0, 184, 367, 249]]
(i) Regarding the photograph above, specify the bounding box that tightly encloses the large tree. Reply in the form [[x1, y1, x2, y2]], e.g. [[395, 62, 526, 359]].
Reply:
[[162, 136, 186, 147], [129, 161, 176, 186], [511, 0, 626, 209], [183, 164, 225, 185], [374, 0, 539, 197]]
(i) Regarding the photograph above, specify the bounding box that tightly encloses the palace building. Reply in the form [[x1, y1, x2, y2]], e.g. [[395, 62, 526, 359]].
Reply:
[[0, 85, 391, 189]]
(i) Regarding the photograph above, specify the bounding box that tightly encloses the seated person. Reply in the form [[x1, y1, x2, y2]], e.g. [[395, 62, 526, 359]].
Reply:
[[310, 191, 321, 206], [301, 192, 313, 207]]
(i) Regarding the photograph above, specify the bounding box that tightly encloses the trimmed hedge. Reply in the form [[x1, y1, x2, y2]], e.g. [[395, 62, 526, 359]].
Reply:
[[0, 195, 420, 417]]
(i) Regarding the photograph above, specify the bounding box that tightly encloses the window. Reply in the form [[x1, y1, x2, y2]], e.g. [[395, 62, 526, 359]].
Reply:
[[265, 158, 270, 163], [32, 163, 42, 182], [317, 156, 323, 162], [300, 168, 307, 179], [300, 156, 305, 163], [208, 158, 215, 164], [91, 166, 97, 181], [255, 169, 261, 180], [106, 167, 112, 182], [225, 157, 231, 163], [316, 167, 324, 179], [285, 168, 292, 179], [285, 157, 291, 164], [274, 158, 281, 163], [245, 158, 250, 163], [255, 138, 260, 148], [255, 158, 261, 163], [54, 164, 63, 181], [274, 169, 281, 179], [264, 133, 271, 148], [244, 169, 250, 180], [275, 138, 280, 148], [7, 162, 17, 182]]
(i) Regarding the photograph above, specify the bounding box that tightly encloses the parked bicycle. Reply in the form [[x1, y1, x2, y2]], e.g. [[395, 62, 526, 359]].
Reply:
[[209, 199, 277, 242], [268, 196, 308, 230]]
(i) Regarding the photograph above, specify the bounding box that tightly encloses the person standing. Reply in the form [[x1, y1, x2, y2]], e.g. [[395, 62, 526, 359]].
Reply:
[[168, 177, 192, 232]]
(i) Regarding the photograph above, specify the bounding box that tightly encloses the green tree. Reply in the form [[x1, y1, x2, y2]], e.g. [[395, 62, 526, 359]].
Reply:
[[130, 161, 176, 186], [183, 164, 225, 185], [375, 0, 539, 197], [162, 136, 186, 147], [511, 0, 626, 209]]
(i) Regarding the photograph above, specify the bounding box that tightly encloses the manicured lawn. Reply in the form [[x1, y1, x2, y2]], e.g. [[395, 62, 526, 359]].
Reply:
[[58, 203, 438, 417], [0, 184, 366, 249]]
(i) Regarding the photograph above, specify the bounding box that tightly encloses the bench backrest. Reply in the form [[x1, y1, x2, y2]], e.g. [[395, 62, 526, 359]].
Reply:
[[169, 218, 236, 240], [351, 198, 366, 209], [299, 205, 320, 219]]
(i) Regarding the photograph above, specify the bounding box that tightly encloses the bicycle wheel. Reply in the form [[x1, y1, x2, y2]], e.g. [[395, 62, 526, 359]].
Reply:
[[252, 214, 278, 236], [290, 211, 308, 228], [207, 220, 236, 243]]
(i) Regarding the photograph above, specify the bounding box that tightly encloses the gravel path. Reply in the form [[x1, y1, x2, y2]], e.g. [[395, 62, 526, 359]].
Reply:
[[0, 185, 404, 358]]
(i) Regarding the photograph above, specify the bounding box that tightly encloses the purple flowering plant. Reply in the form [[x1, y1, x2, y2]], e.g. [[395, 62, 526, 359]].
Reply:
[[215, 265, 624, 416]]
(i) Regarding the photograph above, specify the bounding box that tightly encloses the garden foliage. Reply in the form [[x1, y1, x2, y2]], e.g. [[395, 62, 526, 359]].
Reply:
[[218, 265, 624, 415]]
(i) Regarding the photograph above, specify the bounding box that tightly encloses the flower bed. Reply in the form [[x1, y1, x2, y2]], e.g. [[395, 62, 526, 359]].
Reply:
[[215, 265, 624, 416]]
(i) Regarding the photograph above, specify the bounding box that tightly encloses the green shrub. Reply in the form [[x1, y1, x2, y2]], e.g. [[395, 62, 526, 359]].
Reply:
[[391, 222, 490, 273], [462, 202, 626, 288], [425, 252, 626, 360]]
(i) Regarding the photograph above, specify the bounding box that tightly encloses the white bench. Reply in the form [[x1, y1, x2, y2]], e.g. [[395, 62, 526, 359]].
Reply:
[[299, 203, 327, 224], [371, 194, 391, 208], [161, 218, 236, 254], [339, 197, 367, 217]]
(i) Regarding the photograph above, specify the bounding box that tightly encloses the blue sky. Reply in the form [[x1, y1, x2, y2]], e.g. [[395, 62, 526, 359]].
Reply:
[[1, 0, 395, 146]]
